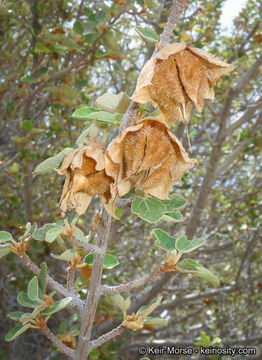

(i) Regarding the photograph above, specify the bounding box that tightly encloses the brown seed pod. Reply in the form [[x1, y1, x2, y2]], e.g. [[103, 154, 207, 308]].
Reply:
[[131, 43, 234, 124], [56, 140, 118, 217], [106, 117, 194, 199]]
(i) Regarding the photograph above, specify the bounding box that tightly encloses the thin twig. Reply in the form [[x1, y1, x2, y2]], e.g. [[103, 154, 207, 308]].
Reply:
[[68, 235, 103, 255], [40, 321, 75, 358], [19, 252, 84, 310], [88, 324, 125, 353], [158, 0, 187, 49], [67, 266, 75, 293], [75, 209, 112, 360], [100, 263, 166, 295]]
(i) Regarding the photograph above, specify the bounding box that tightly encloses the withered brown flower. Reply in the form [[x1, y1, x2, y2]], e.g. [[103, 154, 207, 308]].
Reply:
[[56, 140, 117, 217], [59, 332, 76, 351], [106, 117, 194, 199], [131, 43, 234, 124]]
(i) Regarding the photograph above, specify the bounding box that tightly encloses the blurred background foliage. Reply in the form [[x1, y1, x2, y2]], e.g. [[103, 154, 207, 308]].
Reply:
[[0, 0, 261, 359]]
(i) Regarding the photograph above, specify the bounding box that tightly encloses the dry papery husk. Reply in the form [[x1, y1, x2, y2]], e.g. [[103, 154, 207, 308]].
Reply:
[[131, 43, 234, 124], [56, 140, 118, 217], [106, 117, 194, 199]]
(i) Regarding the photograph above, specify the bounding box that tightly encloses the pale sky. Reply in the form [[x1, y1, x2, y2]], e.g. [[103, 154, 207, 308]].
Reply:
[[220, 0, 247, 30]]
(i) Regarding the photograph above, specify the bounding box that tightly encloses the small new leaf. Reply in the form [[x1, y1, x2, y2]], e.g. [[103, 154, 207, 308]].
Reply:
[[17, 292, 39, 308], [143, 316, 168, 326], [175, 236, 206, 253], [137, 296, 162, 318], [34, 148, 73, 174], [75, 124, 99, 147], [45, 227, 63, 243], [51, 249, 77, 262], [176, 260, 220, 286], [33, 224, 58, 241], [38, 262, 47, 294], [193, 266, 220, 287], [83, 110, 120, 125], [71, 107, 101, 120], [7, 312, 24, 321], [84, 253, 119, 269], [5, 324, 32, 342], [111, 294, 130, 312], [162, 211, 183, 223], [41, 297, 72, 315], [153, 229, 176, 251], [135, 26, 159, 42], [0, 246, 11, 259], [0, 231, 12, 243], [27, 276, 39, 301]]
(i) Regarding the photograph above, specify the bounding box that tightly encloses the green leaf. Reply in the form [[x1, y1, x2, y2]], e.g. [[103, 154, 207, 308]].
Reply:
[[84, 253, 94, 266], [131, 198, 166, 223], [35, 42, 50, 53], [0, 245, 11, 258], [84, 253, 119, 269], [7, 312, 24, 321], [59, 321, 68, 333], [73, 20, 84, 34], [176, 260, 220, 286], [137, 297, 162, 318], [39, 262, 47, 293], [84, 110, 120, 125], [94, 49, 106, 58], [103, 254, 119, 269], [23, 120, 33, 131], [176, 259, 199, 272], [51, 249, 77, 261], [162, 194, 187, 211], [32, 224, 58, 241], [74, 227, 88, 242], [95, 92, 130, 114], [0, 231, 12, 243], [27, 276, 39, 301], [84, 33, 99, 44], [175, 236, 206, 253], [17, 292, 38, 308], [75, 124, 99, 146], [20, 313, 34, 325], [153, 229, 176, 251], [8, 162, 20, 173], [71, 107, 101, 120], [45, 227, 63, 243], [193, 266, 220, 287], [162, 211, 183, 223], [21, 75, 38, 83], [111, 294, 130, 311], [34, 148, 73, 174], [5, 324, 32, 342], [41, 297, 72, 315], [135, 26, 159, 42], [143, 316, 168, 326], [52, 43, 68, 54], [115, 207, 123, 218]]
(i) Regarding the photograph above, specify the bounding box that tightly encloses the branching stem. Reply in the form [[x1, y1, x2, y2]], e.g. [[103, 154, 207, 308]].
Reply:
[[19, 252, 84, 310]]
